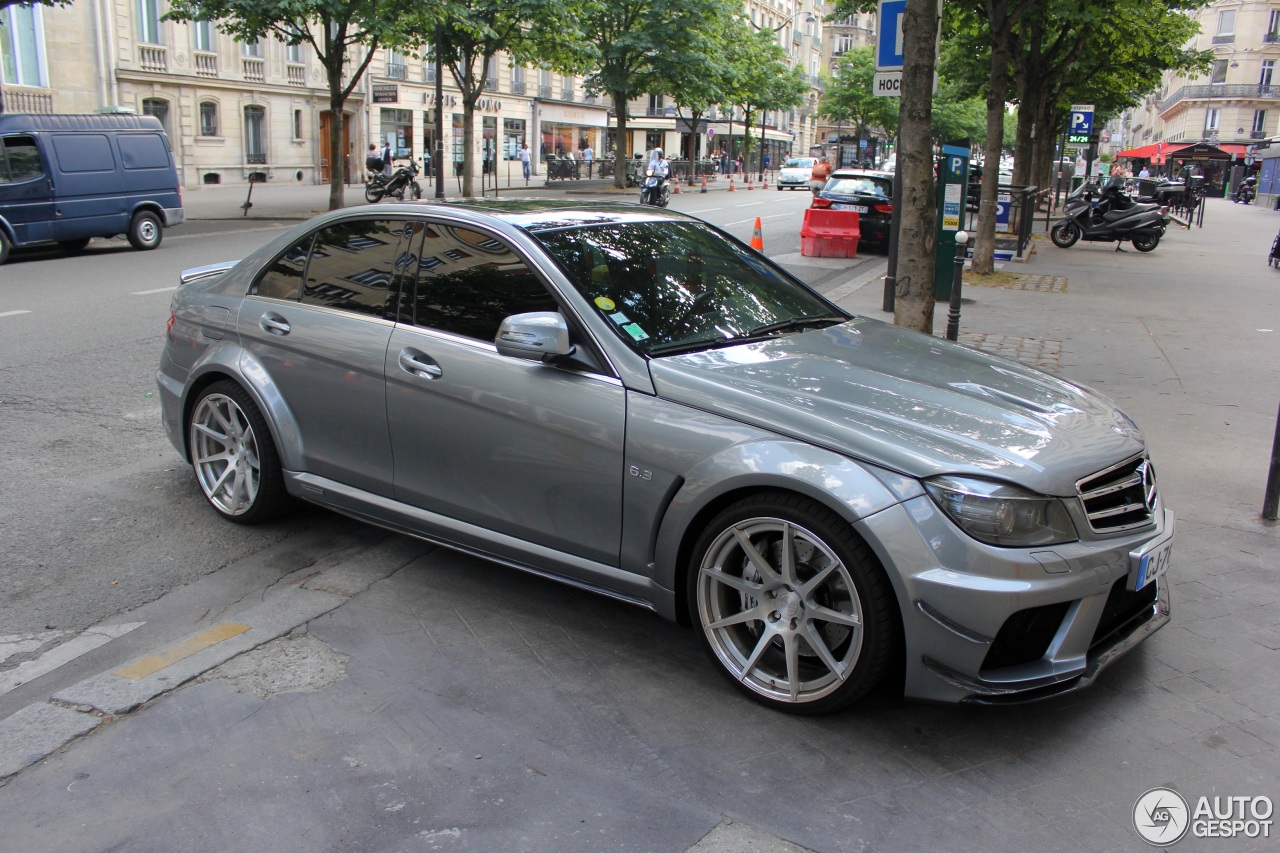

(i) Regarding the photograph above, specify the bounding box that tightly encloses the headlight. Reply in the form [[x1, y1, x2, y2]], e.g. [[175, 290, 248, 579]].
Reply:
[[924, 476, 1077, 547]]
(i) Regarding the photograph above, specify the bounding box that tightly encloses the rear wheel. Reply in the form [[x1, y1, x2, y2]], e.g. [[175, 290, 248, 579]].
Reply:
[[1131, 232, 1160, 252], [187, 381, 289, 524], [127, 211, 162, 251], [365, 184, 385, 203], [688, 492, 899, 714], [0, 230, 11, 265], [1050, 220, 1080, 248]]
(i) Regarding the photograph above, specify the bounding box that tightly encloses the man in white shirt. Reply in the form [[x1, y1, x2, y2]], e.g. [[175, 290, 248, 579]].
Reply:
[[583, 144, 595, 178], [519, 143, 531, 181]]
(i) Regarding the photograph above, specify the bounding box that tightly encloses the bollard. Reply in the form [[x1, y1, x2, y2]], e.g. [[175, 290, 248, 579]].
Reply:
[[1264, 399, 1280, 520], [945, 230, 968, 342]]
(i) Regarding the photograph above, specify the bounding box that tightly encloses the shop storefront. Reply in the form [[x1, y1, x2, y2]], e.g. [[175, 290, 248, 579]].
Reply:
[[379, 107, 413, 159], [536, 103, 610, 163]]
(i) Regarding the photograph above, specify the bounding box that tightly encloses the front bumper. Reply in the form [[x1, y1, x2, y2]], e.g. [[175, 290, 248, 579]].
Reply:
[[856, 497, 1173, 704]]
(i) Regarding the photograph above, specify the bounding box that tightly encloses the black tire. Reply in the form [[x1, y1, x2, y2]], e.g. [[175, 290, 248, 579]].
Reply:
[[187, 380, 289, 524], [409, 181, 422, 200], [365, 184, 385, 203], [0, 230, 10, 266], [687, 492, 899, 714], [1050, 220, 1080, 248], [127, 211, 162, 251], [1131, 233, 1160, 252], [59, 238, 91, 254]]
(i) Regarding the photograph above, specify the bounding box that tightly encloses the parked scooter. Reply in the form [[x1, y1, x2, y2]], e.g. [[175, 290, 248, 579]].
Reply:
[[639, 168, 670, 207], [1233, 175, 1257, 205], [365, 158, 422, 203], [1051, 178, 1166, 252]]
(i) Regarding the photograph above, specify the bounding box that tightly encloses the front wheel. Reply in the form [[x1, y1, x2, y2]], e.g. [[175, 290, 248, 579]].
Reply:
[[1131, 232, 1160, 252], [365, 184, 385, 203], [1050, 220, 1080, 248], [127, 211, 162, 251], [408, 181, 422, 200], [688, 492, 898, 714], [188, 381, 289, 524]]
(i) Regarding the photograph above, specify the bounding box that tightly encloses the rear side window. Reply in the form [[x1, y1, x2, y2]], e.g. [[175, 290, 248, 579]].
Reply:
[[50, 134, 116, 173], [118, 133, 170, 169], [0, 136, 44, 182], [253, 234, 314, 300], [300, 219, 422, 319]]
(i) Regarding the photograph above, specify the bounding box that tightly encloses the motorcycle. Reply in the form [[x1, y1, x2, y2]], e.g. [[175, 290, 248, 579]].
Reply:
[[1233, 175, 1257, 205], [1051, 179, 1166, 252], [639, 168, 670, 207], [365, 158, 422, 203]]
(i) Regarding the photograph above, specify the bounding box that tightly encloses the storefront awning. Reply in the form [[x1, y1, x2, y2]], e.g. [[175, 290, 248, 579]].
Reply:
[[1116, 143, 1163, 161], [1163, 142, 1248, 162]]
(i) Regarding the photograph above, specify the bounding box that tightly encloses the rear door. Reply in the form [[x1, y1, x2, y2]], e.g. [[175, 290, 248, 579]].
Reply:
[[0, 135, 55, 245]]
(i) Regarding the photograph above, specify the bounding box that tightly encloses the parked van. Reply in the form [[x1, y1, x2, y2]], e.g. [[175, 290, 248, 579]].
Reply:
[[0, 113, 183, 265]]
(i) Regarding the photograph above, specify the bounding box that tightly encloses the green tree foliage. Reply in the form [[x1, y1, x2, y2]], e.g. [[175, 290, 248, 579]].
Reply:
[[571, 0, 740, 188], [165, 0, 432, 210], [725, 26, 808, 175], [819, 45, 899, 161], [434, 0, 582, 196]]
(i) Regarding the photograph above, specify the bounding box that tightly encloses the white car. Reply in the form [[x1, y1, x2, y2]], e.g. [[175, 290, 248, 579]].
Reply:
[[777, 157, 817, 190]]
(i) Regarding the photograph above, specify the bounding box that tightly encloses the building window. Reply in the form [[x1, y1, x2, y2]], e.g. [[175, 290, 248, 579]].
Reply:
[[287, 42, 303, 63], [143, 98, 170, 136], [835, 34, 854, 54], [1217, 10, 1235, 35], [1, 4, 47, 87], [539, 68, 551, 98], [648, 94, 663, 116], [1254, 110, 1268, 134], [193, 20, 213, 52], [1205, 108, 1220, 132], [245, 105, 266, 163], [241, 39, 261, 58], [1211, 59, 1227, 84], [137, 0, 161, 45], [1262, 60, 1275, 88], [294, 109, 303, 140], [1271, 10, 1280, 36], [200, 101, 218, 136]]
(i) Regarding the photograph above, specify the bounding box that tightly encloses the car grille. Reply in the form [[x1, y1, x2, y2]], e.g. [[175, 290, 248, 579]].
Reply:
[[981, 601, 1072, 671], [1091, 576, 1159, 650], [1076, 454, 1157, 533]]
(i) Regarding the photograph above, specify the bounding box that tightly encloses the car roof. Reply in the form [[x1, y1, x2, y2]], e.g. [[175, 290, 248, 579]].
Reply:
[[829, 169, 894, 179], [307, 198, 695, 233]]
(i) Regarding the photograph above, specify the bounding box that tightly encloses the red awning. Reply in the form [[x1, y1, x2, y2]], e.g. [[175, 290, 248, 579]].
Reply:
[[1116, 143, 1162, 160]]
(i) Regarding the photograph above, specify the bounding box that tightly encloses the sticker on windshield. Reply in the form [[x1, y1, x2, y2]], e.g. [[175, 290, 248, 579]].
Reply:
[[594, 296, 616, 311], [622, 323, 650, 341], [609, 311, 631, 325]]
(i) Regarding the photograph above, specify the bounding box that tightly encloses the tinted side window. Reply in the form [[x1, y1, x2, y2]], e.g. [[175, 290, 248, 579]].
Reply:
[[301, 219, 421, 319], [50, 134, 116, 173], [118, 133, 170, 169], [410, 225, 558, 341], [252, 233, 314, 300], [0, 136, 44, 183]]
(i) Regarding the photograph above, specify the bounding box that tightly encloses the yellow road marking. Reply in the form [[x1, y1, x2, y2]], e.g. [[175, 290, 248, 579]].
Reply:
[[113, 623, 250, 680]]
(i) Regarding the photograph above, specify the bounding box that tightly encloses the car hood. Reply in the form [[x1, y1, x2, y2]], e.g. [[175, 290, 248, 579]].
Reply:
[[647, 318, 1144, 496]]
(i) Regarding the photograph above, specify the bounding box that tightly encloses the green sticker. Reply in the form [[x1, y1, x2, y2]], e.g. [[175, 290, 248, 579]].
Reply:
[[622, 323, 650, 341]]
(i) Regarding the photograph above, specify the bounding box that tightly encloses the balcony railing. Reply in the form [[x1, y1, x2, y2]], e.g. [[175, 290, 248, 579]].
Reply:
[[1161, 83, 1280, 112], [3, 87, 54, 113], [538, 85, 552, 98], [560, 88, 574, 101], [485, 77, 498, 91], [386, 63, 407, 80], [423, 65, 436, 83], [511, 81, 526, 94], [287, 63, 306, 86], [1212, 34, 1235, 44], [139, 44, 167, 72], [242, 57, 265, 82], [194, 51, 218, 77]]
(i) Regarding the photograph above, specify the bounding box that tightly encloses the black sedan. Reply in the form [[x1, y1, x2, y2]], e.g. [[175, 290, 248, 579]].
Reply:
[[812, 169, 894, 250]]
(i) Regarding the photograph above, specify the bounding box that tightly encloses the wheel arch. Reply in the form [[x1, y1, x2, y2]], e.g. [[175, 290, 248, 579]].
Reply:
[[180, 353, 303, 473]]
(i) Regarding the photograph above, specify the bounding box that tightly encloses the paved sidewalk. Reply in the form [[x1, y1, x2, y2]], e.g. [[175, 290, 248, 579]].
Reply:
[[2, 198, 1277, 853]]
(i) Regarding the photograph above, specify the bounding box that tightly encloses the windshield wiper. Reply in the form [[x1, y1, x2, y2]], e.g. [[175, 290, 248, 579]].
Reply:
[[744, 314, 846, 338], [647, 336, 736, 357]]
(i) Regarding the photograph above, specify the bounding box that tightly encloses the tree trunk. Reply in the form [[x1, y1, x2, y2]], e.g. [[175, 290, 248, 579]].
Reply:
[[613, 90, 630, 190], [972, 5, 1014, 276], [893, 0, 941, 334], [463, 98, 476, 197], [327, 65, 346, 211]]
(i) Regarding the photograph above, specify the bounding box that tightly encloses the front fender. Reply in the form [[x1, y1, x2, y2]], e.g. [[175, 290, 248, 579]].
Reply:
[[650, 438, 914, 606]]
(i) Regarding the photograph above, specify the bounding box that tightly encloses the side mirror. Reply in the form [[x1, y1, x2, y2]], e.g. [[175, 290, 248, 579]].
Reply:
[[495, 312, 572, 361]]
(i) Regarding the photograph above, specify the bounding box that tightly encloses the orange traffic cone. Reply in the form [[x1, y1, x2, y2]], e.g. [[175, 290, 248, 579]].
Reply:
[[763, 173, 770, 189], [700, 177, 708, 194], [750, 217, 764, 251], [728, 177, 735, 192], [672, 180, 681, 194], [747, 176, 754, 190]]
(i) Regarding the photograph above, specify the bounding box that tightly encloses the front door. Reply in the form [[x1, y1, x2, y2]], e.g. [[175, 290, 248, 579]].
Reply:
[[0, 135, 55, 244], [384, 221, 625, 567]]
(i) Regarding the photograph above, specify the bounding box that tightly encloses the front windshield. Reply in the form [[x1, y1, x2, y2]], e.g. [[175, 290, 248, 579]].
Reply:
[[533, 220, 842, 357], [784, 158, 815, 169]]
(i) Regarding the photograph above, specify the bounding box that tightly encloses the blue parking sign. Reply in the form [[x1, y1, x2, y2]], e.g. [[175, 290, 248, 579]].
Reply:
[[877, 1, 906, 70], [1068, 104, 1094, 136]]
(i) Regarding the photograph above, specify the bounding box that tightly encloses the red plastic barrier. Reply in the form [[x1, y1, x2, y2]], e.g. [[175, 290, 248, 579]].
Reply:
[[800, 208, 860, 258]]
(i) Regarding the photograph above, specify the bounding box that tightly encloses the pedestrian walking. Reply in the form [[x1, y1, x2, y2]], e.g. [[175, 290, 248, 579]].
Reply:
[[380, 140, 393, 177], [719, 150, 728, 175], [519, 143, 531, 181], [809, 156, 831, 197], [1138, 165, 1150, 178], [583, 144, 594, 179]]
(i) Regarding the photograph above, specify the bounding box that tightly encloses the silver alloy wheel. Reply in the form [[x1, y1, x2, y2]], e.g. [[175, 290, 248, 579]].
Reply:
[[189, 392, 262, 516], [696, 517, 865, 704]]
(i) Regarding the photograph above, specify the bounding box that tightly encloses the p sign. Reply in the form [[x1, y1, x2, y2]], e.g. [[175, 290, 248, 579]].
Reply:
[[1068, 104, 1094, 137], [877, 0, 906, 70]]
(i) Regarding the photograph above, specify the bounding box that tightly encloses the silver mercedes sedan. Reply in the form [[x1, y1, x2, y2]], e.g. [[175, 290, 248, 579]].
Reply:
[[157, 200, 1172, 714]]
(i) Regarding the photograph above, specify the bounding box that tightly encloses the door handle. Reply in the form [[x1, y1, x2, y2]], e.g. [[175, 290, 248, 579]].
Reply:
[[399, 349, 443, 379], [260, 313, 291, 335]]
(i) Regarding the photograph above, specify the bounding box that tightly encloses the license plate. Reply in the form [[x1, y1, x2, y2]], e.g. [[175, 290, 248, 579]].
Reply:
[[832, 204, 868, 213], [1129, 513, 1174, 590]]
